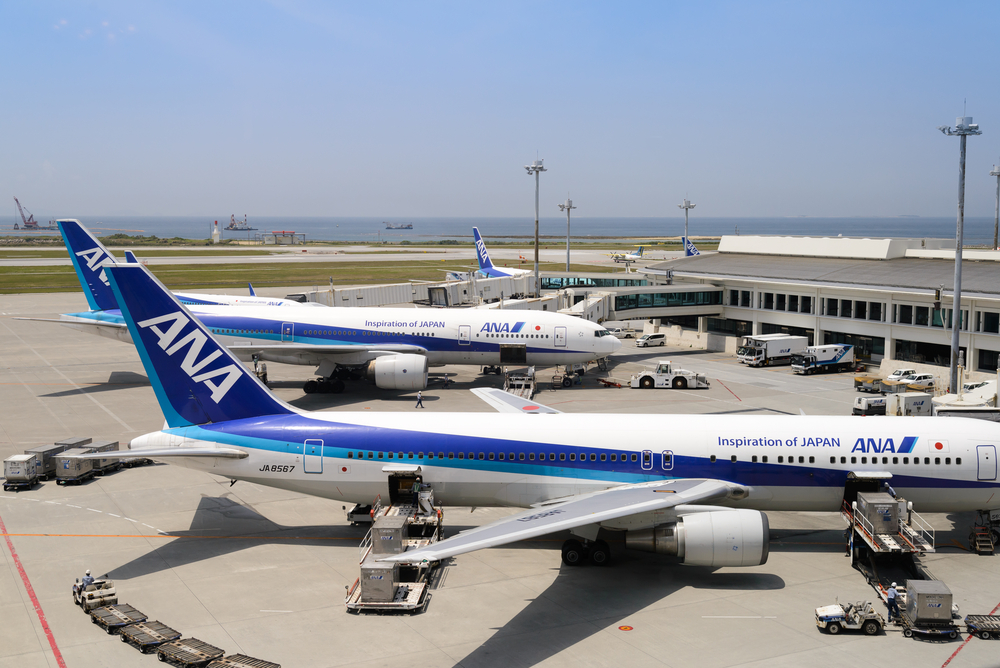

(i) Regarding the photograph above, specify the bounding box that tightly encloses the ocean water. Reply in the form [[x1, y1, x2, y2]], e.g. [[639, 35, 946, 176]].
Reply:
[[2, 215, 996, 246]]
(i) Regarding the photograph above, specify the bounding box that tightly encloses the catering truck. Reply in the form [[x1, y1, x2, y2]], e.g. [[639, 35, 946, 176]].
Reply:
[[791, 344, 855, 374], [737, 334, 808, 367]]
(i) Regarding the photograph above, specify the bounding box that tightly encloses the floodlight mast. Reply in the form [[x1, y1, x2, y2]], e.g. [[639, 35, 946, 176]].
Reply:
[[558, 197, 576, 271], [938, 116, 982, 392], [991, 162, 1000, 250], [525, 160, 547, 296], [678, 199, 696, 250]]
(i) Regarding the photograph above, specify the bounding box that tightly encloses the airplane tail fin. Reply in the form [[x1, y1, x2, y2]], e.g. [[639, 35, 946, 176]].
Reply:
[[58, 220, 120, 311], [124, 250, 139, 263], [105, 264, 294, 428], [248, 283, 257, 297], [473, 227, 495, 271], [684, 237, 701, 256], [636, 246, 644, 257]]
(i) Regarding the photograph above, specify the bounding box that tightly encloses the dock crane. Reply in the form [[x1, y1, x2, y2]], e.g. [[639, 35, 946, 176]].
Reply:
[[13, 196, 37, 230]]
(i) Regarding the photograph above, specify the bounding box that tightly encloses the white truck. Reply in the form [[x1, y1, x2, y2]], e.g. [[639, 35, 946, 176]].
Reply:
[[853, 395, 887, 416], [630, 361, 710, 390], [791, 344, 855, 375], [737, 334, 808, 367], [886, 392, 932, 416]]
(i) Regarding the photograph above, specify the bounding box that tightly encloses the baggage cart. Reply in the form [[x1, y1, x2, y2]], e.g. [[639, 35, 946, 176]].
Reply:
[[854, 374, 883, 393], [90, 440, 121, 475], [157, 637, 225, 667], [964, 614, 1000, 640], [90, 603, 147, 634], [3, 454, 39, 491], [207, 655, 281, 668], [56, 447, 97, 485], [120, 620, 181, 653]]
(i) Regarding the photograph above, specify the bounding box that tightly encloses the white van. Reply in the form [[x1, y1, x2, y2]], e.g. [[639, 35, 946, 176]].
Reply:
[[636, 333, 666, 348]]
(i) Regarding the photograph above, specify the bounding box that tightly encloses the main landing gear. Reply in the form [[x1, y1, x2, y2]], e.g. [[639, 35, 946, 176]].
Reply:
[[561, 539, 611, 567], [303, 377, 345, 394]]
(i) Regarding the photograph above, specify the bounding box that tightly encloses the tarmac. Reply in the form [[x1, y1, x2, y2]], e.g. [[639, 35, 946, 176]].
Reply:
[[1, 290, 999, 668]]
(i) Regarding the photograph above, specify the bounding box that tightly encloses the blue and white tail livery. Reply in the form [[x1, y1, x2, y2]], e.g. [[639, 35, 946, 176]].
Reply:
[[101, 261, 999, 569], [472, 227, 532, 278], [684, 237, 701, 256]]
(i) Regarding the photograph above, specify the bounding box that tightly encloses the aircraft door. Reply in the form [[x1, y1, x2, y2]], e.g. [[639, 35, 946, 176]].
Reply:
[[641, 449, 653, 471], [554, 326, 567, 347], [978, 445, 997, 481], [304, 439, 323, 474], [281, 322, 294, 342], [459, 325, 471, 345], [661, 450, 674, 471]]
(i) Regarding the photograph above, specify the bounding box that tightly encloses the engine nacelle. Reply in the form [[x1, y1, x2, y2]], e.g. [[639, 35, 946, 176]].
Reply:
[[366, 354, 428, 390], [624, 509, 769, 567]]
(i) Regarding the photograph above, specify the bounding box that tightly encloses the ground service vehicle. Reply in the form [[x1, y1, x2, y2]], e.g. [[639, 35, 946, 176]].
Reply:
[[608, 328, 636, 339], [907, 374, 936, 391], [73, 578, 118, 612], [791, 344, 854, 374], [635, 333, 665, 347], [887, 368, 917, 381], [886, 393, 932, 417], [3, 454, 39, 491], [815, 600, 884, 635], [630, 361, 710, 389], [737, 334, 807, 367], [853, 396, 887, 416]]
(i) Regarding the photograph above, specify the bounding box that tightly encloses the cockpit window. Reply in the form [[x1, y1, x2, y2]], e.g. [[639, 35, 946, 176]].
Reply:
[[595, 329, 615, 337]]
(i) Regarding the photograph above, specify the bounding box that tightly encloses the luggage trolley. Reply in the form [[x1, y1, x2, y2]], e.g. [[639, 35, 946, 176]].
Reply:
[[156, 638, 225, 667], [964, 615, 1000, 640], [89, 603, 147, 634], [119, 620, 181, 653], [206, 655, 281, 668]]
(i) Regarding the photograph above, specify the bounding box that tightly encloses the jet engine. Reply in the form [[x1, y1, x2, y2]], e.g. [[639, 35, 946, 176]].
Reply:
[[624, 509, 769, 567], [366, 354, 428, 390]]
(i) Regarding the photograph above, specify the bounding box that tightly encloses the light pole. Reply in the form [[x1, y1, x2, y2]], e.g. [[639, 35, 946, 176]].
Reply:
[[938, 116, 982, 392], [991, 162, 1000, 250], [525, 159, 547, 295], [678, 199, 696, 253], [558, 197, 576, 271]]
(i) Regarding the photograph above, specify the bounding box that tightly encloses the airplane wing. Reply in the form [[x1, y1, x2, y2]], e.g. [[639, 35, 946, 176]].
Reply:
[[471, 387, 562, 414], [227, 342, 427, 362], [379, 478, 737, 563], [14, 316, 129, 332]]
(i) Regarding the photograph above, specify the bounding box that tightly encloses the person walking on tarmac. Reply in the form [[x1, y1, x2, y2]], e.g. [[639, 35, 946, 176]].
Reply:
[[887, 582, 900, 622], [415, 390, 424, 409]]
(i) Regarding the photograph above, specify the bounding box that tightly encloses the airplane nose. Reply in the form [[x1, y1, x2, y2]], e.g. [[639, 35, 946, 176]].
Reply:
[[608, 335, 622, 354]]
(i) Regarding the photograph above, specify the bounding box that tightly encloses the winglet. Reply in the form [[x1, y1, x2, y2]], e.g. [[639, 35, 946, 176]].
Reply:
[[58, 220, 119, 311], [124, 250, 139, 263], [105, 263, 294, 427], [248, 283, 257, 297]]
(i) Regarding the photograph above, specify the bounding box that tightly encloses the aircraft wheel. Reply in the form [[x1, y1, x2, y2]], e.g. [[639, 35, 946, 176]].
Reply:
[[330, 379, 345, 394], [590, 540, 611, 566], [561, 539, 586, 566], [827, 622, 841, 635], [562, 377, 573, 388], [862, 620, 880, 636], [303, 380, 319, 394], [992, 529, 1000, 545], [640, 377, 654, 389]]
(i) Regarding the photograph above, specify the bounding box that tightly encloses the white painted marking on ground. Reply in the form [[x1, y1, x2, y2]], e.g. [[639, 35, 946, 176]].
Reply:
[[702, 615, 777, 619], [260, 610, 293, 613], [45, 501, 60, 505], [124, 518, 136, 522], [87, 508, 102, 513], [108, 513, 120, 517], [143, 523, 154, 529], [67, 505, 81, 508]]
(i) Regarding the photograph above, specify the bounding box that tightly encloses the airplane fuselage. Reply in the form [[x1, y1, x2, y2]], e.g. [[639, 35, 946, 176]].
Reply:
[[133, 413, 1000, 516]]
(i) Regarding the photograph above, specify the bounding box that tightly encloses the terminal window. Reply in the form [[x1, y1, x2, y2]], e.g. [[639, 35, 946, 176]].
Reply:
[[776, 294, 786, 311], [800, 296, 812, 314], [854, 301, 867, 319], [978, 349, 1000, 372], [826, 299, 838, 317], [915, 306, 929, 326], [741, 290, 752, 307], [788, 295, 799, 312], [840, 300, 852, 318], [869, 302, 882, 321], [981, 311, 1000, 334]]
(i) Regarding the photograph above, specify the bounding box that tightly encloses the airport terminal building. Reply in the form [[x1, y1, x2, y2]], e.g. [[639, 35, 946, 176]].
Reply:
[[641, 236, 1000, 373]]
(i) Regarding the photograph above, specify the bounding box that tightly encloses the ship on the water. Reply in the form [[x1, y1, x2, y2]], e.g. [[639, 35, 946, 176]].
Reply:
[[226, 214, 258, 231], [384, 222, 413, 229], [12, 197, 58, 231]]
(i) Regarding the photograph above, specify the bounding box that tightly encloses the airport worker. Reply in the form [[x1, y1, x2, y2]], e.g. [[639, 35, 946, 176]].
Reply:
[[886, 582, 900, 622], [415, 391, 424, 408], [81, 569, 94, 588]]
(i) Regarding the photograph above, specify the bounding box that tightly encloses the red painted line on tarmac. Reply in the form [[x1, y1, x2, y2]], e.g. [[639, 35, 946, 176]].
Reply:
[[0, 511, 67, 668], [716, 378, 741, 401], [941, 599, 1000, 667]]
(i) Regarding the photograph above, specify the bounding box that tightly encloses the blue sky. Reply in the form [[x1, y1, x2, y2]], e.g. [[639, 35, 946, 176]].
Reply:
[[4, 1, 1000, 218]]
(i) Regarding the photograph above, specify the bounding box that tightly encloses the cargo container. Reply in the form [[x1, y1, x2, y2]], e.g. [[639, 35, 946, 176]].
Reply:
[[56, 448, 96, 485], [3, 454, 39, 491], [905, 579, 953, 624], [886, 393, 932, 417], [359, 555, 398, 602], [90, 440, 121, 475], [24, 441, 83, 480], [371, 516, 407, 555], [856, 493, 900, 534], [853, 396, 887, 416]]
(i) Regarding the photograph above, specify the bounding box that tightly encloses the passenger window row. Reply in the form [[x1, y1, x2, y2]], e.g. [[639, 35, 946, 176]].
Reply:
[[708, 454, 961, 466], [346, 451, 640, 463]]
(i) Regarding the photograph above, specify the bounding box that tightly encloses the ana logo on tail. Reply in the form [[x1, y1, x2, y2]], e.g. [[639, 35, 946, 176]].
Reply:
[[75, 247, 112, 286], [137, 311, 243, 403], [684, 238, 701, 256]]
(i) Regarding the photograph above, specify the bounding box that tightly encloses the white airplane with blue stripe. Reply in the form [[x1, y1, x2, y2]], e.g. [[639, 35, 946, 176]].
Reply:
[[90, 262, 1000, 568], [42, 220, 619, 394], [470, 227, 533, 278]]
